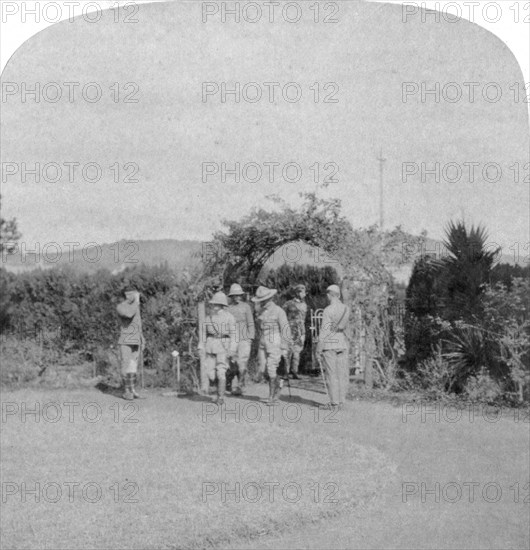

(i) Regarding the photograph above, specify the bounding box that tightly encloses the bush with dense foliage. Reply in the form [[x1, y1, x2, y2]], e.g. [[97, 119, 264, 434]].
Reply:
[[405, 221, 529, 401], [0, 264, 201, 388]]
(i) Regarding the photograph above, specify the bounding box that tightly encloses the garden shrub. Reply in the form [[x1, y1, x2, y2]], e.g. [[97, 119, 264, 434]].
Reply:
[[464, 368, 504, 403], [0, 264, 201, 389]]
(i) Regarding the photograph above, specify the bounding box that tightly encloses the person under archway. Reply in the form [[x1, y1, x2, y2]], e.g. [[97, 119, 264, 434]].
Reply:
[[283, 284, 308, 379], [316, 285, 350, 409]]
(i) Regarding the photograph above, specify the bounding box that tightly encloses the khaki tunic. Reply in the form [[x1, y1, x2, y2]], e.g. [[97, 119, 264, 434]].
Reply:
[[227, 302, 255, 371], [317, 301, 349, 352], [317, 300, 350, 405], [204, 309, 237, 381], [117, 300, 143, 346], [283, 298, 307, 347], [256, 302, 291, 378], [116, 299, 143, 375]]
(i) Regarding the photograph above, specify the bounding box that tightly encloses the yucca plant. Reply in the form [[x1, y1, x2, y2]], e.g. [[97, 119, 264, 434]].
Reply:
[[443, 324, 500, 393], [438, 221, 499, 322]]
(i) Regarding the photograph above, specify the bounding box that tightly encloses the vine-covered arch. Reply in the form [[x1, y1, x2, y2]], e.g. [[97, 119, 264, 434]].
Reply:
[[202, 194, 392, 293], [198, 193, 409, 385]]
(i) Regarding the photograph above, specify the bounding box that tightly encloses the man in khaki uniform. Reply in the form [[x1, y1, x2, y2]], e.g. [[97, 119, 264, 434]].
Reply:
[[283, 284, 308, 379], [116, 283, 145, 400], [204, 291, 237, 405], [316, 285, 350, 408], [252, 286, 292, 404], [227, 283, 255, 395]]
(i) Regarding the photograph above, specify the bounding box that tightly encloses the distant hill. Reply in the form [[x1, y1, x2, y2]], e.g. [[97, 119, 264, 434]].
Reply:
[[1, 237, 523, 282], [1, 239, 203, 275]]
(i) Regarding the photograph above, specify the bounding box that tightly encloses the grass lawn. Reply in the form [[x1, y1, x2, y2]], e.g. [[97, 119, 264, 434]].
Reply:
[[1, 382, 528, 549]]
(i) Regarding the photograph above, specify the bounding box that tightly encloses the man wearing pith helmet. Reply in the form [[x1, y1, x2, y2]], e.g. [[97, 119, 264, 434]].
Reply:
[[316, 284, 350, 409], [283, 283, 308, 380], [227, 283, 255, 396], [252, 285, 292, 405], [204, 291, 237, 405], [116, 282, 145, 400]]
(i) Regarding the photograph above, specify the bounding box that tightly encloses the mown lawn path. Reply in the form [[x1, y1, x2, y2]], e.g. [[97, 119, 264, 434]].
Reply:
[[1, 383, 528, 549], [230, 389, 530, 550]]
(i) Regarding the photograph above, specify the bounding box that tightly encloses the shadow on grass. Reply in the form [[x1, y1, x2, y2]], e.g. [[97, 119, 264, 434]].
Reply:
[[178, 393, 215, 403], [176, 390, 322, 408], [95, 381, 124, 398], [226, 390, 323, 409]]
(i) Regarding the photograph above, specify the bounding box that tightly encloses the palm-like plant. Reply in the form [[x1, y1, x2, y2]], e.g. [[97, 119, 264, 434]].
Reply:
[[438, 221, 499, 322]]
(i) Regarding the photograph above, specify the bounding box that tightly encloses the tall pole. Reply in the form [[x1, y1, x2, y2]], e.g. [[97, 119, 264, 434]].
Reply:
[[198, 301, 208, 394], [377, 148, 386, 230]]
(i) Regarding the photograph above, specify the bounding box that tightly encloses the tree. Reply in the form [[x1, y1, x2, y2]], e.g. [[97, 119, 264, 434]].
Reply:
[[481, 278, 530, 401], [490, 263, 530, 289], [0, 195, 21, 254], [404, 256, 443, 366], [438, 221, 499, 322], [207, 193, 356, 286], [404, 220, 508, 392]]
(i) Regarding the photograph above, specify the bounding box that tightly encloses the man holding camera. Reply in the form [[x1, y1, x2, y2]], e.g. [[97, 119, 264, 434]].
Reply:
[[116, 282, 145, 400]]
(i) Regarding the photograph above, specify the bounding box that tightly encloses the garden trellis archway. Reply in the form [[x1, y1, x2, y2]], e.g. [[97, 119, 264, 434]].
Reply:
[[198, 194, 398, 389]]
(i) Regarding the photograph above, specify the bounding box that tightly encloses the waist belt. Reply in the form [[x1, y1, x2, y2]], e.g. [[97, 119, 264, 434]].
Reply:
[[207, 334, 230, 339]]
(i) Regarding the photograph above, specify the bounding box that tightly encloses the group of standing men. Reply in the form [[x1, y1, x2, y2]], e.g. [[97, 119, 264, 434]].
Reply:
[[201, 283, 350, 407], [115, 281, 351, 408]]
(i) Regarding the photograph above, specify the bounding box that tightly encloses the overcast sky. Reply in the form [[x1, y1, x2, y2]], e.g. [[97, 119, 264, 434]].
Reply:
[[1, 1, 528, 254]]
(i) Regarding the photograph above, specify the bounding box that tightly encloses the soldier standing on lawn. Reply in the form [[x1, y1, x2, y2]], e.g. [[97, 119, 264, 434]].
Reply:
[[316, 284, 350, 409], [204, 291, 237, 405], [227, 283, 255, 396], [283, 284, 308, 379], [252, 286, 292, 405], [116, 282, 146, 400]]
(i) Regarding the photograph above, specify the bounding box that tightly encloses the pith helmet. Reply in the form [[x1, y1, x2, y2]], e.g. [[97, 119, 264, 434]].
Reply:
[[122, 280, 137, 294], [326, 284, 341, 296], [209, 291, 228, 307], [294, 284, 306, 293], [251, 286, 277, 303], [228, 283, 245, 296]]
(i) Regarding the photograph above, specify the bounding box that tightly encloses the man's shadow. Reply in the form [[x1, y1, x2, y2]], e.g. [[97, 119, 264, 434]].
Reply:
[[178, 390, 321, 408], [228, 389, 323, 409], [178, 391, 263, 404], [95, 381, 123, 399], [178, 393, 218, 403], [276, 393, 323, 408]]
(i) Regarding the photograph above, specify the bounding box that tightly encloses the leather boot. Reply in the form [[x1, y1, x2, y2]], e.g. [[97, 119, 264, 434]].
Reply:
[[123, 374, 134, 400], [132, 374, 146, 399], [273, 376, 282, 402], [225, 372, 233, 393], [233, 370, 245, 396], [266, 377, 277, 405], [216, 378, 226, 406]]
